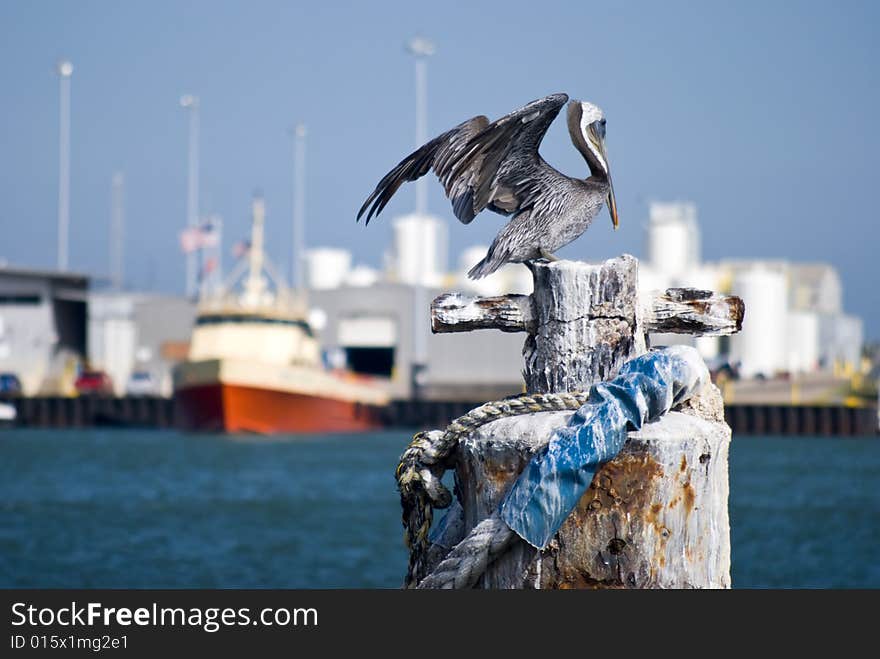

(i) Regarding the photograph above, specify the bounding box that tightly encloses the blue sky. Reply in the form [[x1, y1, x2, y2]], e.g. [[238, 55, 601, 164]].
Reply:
[[1, 0, 878, 337]]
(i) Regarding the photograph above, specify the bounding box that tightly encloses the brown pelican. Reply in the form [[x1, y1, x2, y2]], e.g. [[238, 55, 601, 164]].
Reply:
[[357, 93, 618, 278]]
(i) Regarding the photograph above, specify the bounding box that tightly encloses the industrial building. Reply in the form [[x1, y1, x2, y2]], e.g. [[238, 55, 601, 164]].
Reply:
[[306, 202, 866, 403], [639, 202, 864, 378], [0, 267, 89, 395]]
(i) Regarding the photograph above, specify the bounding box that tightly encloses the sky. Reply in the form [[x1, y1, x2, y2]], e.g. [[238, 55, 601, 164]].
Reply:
[[0, 0, 878, 338]]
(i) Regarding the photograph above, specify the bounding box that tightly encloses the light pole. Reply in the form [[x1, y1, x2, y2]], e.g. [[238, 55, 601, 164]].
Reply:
[[291, 123, 307, 293], [110, 172, 124, 291], [405, 37, 436, 393], [56, 59, 73, 271], [406, 37, 435, 216], [180, 94, 200, 298]]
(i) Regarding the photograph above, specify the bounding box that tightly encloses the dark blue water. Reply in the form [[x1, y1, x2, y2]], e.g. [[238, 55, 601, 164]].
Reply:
[[1, 429, 878, 588]]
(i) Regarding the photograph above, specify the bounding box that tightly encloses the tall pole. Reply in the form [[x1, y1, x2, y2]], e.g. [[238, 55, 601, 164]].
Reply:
[[180, 94, 200, 298], [110, 172, 124, 291], [56, 60, 73, 272], [244, 193, 267, 306], [405, 37, 436, 388], [292, 123, 306, 293], [407, 38, 434, 216], [212, 214, 223, 294], [414, 57, 427, 215]]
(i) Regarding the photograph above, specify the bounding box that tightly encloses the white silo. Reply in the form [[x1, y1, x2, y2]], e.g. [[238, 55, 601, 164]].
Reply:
[[392, 212, 448, 287], [647, 202, 700, 279], [729, 266, 788, 378], [786, 311, 819, 373], [305, 248, 351, 290]]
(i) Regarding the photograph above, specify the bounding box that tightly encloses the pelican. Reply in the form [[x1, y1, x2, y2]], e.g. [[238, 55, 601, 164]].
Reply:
[[357, 93, 618, 278]]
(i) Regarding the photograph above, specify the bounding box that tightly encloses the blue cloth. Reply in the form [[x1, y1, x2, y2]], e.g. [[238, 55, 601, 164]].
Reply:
[[500, 345, 709, 549]]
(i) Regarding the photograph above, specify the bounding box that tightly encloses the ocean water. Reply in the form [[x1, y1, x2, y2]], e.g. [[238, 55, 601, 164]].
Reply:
[[0, 429, 877, 588]]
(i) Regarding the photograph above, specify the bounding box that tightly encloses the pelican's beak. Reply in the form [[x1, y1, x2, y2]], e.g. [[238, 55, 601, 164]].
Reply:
[[588, 120, 619, 230], [606, 174, 619, 230]]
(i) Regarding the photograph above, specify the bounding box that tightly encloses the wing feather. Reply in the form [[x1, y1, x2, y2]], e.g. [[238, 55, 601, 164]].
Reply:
[[357, 93, 570, 225]]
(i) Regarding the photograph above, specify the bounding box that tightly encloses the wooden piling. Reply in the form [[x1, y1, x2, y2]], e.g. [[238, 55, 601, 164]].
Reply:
[[429, 255, 743, 588]]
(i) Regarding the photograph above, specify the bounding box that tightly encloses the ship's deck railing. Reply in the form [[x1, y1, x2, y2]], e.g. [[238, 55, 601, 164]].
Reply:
[[196, 291, 308, 320]]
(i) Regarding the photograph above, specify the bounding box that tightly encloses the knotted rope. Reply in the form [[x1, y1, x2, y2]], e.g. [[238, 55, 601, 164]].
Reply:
[[396, 391, 589, 588]]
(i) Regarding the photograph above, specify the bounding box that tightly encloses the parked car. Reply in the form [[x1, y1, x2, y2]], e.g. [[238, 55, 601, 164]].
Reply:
[[0, 401, 15, 424], [126, 370, 157, 396], [0, 372, 22, 396], [74, 370, 114, 396]]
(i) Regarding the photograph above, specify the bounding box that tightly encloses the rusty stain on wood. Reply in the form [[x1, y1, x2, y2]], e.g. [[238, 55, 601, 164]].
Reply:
[[682, 481, 696, 515]]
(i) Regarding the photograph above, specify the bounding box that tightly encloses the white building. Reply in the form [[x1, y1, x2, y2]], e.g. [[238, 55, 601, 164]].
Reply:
[[0, 268, 88, 395], [640, 201, 863, 377]]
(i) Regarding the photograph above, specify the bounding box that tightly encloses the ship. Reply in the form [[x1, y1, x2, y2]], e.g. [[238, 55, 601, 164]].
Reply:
[[174, 195, 389, 433]]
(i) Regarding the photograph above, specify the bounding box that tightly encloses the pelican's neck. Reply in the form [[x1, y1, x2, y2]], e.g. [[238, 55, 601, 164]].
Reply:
[[567, 113, 608, 181]]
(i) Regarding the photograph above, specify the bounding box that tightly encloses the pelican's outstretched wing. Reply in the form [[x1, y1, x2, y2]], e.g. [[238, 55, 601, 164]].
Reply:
[[357, 93, 569, 225]]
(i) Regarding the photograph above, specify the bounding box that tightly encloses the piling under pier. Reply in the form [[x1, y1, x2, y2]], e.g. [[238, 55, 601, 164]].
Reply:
[[1, 396, 875, 436], [2, 396, 177, 429]]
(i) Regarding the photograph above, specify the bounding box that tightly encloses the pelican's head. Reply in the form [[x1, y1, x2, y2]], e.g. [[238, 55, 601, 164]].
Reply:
[[567, 100, 619, 230]]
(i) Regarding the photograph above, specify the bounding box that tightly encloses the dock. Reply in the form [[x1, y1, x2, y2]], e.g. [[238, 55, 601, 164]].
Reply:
[[3, 396, 177, 429], [1, 395, 876, 436], [723, 403, 877, 437]]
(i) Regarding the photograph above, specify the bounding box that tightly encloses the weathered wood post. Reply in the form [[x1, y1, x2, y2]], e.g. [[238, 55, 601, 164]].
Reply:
[[429, 254, 743, 588]]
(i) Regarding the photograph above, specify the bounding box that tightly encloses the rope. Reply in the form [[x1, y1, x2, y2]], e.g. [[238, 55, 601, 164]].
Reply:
[[396, 391, 590, 588], [416, 512, 515, 589]]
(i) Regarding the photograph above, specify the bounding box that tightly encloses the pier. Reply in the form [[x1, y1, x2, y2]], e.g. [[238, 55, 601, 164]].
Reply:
[[1, 394, 876, 436], [3, 395, 177, 429], [724, 403, 876, 437]]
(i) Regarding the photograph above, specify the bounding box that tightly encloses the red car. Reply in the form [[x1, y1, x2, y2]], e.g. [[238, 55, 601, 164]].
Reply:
[[75, 370, 114, 396]]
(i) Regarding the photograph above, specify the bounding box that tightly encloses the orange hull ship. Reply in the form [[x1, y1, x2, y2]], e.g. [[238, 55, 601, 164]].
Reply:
[[175, 359, 386, 434], [174, 194, 388, 434], [176, 383, 383, 434]]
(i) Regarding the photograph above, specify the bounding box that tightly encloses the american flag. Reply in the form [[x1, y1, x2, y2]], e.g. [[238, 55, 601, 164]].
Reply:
[[179, 221, 220, 253]]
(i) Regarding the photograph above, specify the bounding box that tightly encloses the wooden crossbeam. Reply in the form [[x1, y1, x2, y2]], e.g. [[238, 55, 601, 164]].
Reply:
[[432, 287, 744, 337]]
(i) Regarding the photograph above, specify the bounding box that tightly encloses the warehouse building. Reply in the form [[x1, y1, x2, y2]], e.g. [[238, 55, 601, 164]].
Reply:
[[0, 267, 88, 395]]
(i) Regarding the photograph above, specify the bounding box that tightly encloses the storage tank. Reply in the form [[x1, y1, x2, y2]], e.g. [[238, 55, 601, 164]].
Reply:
[[646, 202, 699, 278], [729, 266, 788, 378], [393, 213, 448, 287], [786, 311, 819, 373], [305, 248, 351, 290]]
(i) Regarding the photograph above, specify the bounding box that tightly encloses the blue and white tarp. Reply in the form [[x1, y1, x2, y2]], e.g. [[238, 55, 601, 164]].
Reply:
[[500, 345, 710, 549]]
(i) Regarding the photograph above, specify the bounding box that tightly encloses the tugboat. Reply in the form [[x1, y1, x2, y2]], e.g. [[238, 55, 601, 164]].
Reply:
[[174, 194, 388, 433]]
